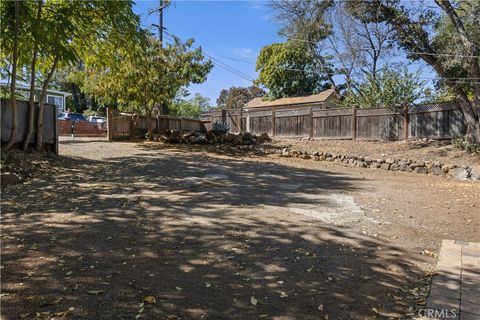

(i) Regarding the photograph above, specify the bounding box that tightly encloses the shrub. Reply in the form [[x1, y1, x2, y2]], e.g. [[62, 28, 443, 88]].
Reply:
[[211, 120, 230, 134], [452, 134, 480, 155]]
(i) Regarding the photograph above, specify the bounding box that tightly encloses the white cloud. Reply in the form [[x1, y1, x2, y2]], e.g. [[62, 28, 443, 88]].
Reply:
[[232, 48, 256, 59]]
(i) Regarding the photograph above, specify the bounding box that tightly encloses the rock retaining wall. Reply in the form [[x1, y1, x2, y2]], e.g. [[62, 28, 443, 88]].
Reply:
[[276, 148, 479, 181]]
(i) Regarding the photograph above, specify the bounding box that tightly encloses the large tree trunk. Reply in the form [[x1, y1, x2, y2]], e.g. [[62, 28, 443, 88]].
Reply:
[[4, 1, 20, 151], [22, 0, 43, 151], [35, 55, 59, 151]]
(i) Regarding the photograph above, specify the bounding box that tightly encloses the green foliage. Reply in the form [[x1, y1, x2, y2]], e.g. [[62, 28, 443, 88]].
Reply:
[[211, 120, 230, 134], [169, 90, 211, 118], [452, 134, 480, 156], [216, 85, 265, 109], [255, 42, 329, 99], [73, 35, 212, 118], [341, 67, 431, 108]]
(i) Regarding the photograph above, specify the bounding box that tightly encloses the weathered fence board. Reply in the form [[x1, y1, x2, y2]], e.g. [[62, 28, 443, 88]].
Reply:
[[201, 101, 466, 141], [107, 109, 205, 141], [1, 99, 57, 153]]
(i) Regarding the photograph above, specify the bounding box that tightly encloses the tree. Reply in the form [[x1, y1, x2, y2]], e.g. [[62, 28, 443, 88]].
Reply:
[[169, 90, 211, 118], [270, 0, 337, 92], [75, 35, 212, 139], [1, 0, 23, 151], [269, 0, 394, 96], [216, 85, 266, 109], [255, 42, 329, 99], [341, 66, 431, 108], [352, 0, 480, 143]]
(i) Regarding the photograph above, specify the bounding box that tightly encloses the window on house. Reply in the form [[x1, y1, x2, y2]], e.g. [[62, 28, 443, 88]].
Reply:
[[47, 95, 64, 113]]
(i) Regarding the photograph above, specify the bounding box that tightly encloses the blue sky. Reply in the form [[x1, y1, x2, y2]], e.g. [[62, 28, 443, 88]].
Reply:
[[133, 0, 434, 105], [133, 0, 283, 104]]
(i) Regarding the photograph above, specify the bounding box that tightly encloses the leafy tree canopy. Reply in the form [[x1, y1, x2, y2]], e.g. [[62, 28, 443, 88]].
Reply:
[[255, 42, 330, 99], [341, 66, 431, 108], [216, 85, 265, 109], [169, 89, 212, 118]]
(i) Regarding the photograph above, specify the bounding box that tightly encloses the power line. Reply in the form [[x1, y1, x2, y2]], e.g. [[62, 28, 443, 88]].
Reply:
[[163, 32, 256, 83], [227, 24, 480, 59]]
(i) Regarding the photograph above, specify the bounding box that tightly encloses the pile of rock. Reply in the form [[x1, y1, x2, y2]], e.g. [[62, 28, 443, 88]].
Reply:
[[278, 149, 480, 181], [152, 130, 271, 146]]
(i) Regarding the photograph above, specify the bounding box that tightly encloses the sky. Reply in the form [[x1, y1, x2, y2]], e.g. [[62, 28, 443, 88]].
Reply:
[[133, 0, 284, 105], [133, 0, 435, 105]]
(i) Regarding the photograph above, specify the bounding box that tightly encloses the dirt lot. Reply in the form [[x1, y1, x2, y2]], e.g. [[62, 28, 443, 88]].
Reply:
[[272, 138, 480, 166], [1, 138, 479, 320]]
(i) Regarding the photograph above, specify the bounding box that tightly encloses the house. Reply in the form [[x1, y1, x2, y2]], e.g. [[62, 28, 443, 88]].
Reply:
[[244, 88, 337, 111], [0, 81, 72, 113]]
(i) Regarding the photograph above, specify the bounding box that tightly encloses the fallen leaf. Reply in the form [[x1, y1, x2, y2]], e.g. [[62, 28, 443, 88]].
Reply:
[[250, 296, 257, 306], [87, 290, 104, 295], [175, 287, 182, 291], [143, 296, 156, 304], [318, 304, 324, 311]]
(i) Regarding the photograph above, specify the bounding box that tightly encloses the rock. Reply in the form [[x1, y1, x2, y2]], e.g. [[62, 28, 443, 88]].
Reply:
[[448, 167, 470, 180], [1, 172, 21, 187], [377, 158, 385, 164], [300, 154, 311, 160], [390, 163, 400, 171], [385, 158, 396, 164], [355, 161, 366, 168], [318, 155, 326, 161], [325, 157, 333, 162], [430, 166, 445, 176], [412, 161, 425, 168], [224, 132, 235, 143], [380, 163, 391, 170], [370, 163, 381, 169], [258, 132, 271, 143], [414, 167, 428, 174], [348, 158, 355, 165], [313, 156, 320, 161], [312, 151, 319, 156], [471, 166, 480, 180], [364, 156, 372, 164]]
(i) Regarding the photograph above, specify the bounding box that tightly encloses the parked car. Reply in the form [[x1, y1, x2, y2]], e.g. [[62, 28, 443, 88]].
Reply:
[[58, 112, 88, 122], [87, 116, 107, 124]]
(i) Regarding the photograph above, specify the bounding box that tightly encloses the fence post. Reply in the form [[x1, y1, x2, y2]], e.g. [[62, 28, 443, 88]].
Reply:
[[221, 109, 226, 125], [352, 106, 357, 140], [54, 105, 59, 154], [403, 105, 409, 141], [107, 107, 112, 141], [271, 108, 276, 137], [309, 106, 313, 138]]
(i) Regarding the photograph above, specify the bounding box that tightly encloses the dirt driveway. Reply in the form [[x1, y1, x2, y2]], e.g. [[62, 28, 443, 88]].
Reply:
[[1, 138, 479, 319]]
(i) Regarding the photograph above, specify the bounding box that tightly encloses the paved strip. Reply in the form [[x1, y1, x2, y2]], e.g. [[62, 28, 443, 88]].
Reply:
[[426, 240, 480, 320]]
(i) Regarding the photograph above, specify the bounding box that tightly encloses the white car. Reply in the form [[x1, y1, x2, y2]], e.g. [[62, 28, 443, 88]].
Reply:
[[87, 116, 107, 124]]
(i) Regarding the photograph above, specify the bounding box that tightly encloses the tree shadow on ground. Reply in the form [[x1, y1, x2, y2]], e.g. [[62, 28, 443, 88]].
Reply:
[[1, 145, 431, 319]]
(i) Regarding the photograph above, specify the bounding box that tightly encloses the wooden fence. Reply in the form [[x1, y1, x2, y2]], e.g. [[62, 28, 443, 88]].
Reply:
[[1, 99, 58, 153], [200, 101, 466, 141], [107, 108, 205, 141]]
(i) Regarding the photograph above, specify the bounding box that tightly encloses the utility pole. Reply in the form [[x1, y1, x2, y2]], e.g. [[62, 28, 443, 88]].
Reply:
[[159, 0, 163, 46]]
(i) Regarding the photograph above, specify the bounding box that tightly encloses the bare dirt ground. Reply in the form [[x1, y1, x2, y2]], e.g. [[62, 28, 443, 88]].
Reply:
[[272, 138, 480, 166], [1, 137, 479, 320]]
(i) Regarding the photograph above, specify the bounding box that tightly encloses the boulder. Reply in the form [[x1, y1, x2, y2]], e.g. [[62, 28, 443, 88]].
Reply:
[[380, 163, 391, 170], [1, 172, 21, 187], [414, 167, 428, 174], [448, 167, 470, 180], [224, 132, 235, 143], [470, 166, 480, 180], [258, 132, 271, 143], [385, 158, 396, 164], [430, 166, 445, 176], [377, 158, 386, 164]]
